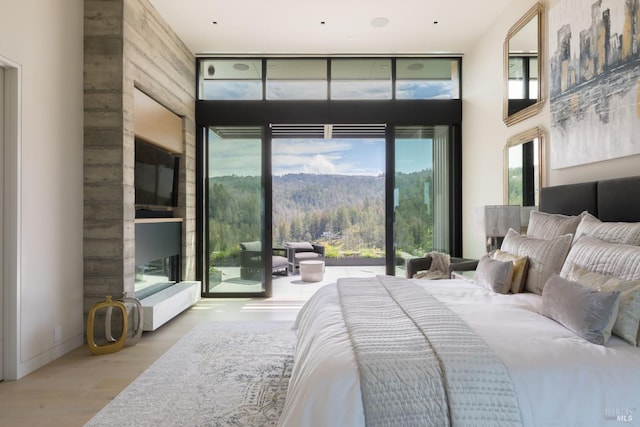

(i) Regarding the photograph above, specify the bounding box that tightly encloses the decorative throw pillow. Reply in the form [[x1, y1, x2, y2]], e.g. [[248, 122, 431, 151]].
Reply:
[[573, 212, 640, 246], [542, 274, 621, 345], [240, 241, 261, 252], [560, 235, 640, 281], [500, 229, 573, 295], [568, 265, 640, 346], [491, 250, 529, 294], [285, 241, 314, 251], [527, 210, 583, 240], [474, 255, 514, 294]]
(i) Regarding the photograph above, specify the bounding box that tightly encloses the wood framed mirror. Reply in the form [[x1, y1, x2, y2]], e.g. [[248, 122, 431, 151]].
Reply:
[[504, 127, 546, 208], [503, 3, 545, 126]]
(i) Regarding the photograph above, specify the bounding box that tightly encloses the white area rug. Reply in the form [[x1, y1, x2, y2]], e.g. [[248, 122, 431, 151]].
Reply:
[[85, 321, 296, 426]]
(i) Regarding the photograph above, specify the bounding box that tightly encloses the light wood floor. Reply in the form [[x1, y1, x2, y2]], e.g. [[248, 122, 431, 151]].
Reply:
[[0, 266, 385, 427]]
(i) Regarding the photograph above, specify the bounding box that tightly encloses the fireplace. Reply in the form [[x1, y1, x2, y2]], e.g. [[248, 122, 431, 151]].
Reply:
[[134, 219, 182, 299]]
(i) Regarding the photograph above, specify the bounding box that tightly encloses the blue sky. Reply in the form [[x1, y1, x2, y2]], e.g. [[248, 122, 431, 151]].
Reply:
[[210, 136, 433, 177], [203, 80, 453, 101], [272, 139, 385, 176]]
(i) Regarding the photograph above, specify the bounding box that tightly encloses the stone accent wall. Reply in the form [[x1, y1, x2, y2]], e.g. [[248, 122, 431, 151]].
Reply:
[[83, 0, 196, 315]]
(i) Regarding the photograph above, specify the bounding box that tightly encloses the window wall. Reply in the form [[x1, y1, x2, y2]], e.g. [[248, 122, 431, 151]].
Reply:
[[196, 56, 463, 296]]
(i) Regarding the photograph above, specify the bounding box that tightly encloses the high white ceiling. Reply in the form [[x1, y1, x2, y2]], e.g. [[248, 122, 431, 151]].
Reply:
[[149, 0, 514, 56]]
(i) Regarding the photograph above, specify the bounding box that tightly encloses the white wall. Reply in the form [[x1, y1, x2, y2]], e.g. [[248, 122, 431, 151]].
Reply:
[[462, 0, 547, 259], [0, 0, 84, 378], [462, 0, 640, 260]]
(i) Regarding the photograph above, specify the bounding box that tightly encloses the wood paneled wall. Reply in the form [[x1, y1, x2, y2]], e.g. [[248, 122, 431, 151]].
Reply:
[[83, 0, 196, 314]]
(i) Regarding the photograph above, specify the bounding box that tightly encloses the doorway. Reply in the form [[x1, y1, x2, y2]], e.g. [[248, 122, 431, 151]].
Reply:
[[1, 57, 22, 380]]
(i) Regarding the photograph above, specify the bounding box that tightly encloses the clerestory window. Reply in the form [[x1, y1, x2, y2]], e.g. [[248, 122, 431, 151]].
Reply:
[[197, 57, 461, 101]]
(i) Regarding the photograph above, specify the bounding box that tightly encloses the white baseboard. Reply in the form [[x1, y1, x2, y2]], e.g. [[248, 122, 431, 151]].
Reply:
[[140, 281, 201, 331]]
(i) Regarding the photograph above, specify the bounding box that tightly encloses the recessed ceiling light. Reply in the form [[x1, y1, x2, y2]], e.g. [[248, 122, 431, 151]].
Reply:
[[370, 17, 389, 28], [233, 63, 250, 71]]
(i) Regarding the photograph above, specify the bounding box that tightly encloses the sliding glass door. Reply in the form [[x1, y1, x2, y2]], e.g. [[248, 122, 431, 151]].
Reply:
[[204, 126, 268, 296], [200, 124, 457, 293], [394, 126, 451, 276]]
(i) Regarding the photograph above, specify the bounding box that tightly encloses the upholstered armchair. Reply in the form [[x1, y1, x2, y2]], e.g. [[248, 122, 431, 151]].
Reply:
[[239, 241, 289, 280], [285, 242, 325, 274], [405, 255, 478, 279]]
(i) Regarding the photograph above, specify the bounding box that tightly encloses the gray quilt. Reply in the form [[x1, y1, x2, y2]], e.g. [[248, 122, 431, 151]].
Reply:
[[337, 275, 522, 427]]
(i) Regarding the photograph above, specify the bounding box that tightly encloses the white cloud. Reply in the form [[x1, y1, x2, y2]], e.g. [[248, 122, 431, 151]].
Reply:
[[273, 139, 350, 175], [209, 136, 385, 177], [303, 154, 338, 174], [273, 139, 352, 155]]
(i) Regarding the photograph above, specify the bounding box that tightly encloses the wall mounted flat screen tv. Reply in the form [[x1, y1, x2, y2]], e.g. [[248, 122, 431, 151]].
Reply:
[[135, 138, 179, 212]]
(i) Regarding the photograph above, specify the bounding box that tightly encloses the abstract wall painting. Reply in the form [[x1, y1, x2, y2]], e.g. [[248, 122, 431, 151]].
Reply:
[[549, 0, 640, 169]]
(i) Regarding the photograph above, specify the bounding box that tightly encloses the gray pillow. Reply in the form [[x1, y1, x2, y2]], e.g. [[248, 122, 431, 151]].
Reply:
[[527, 211, 583, 240], [474, 255, 514, 294], [500, 229, 573, 295], [491, 250, 529, 294], [568, 265, 640, 346], [542, 274, 621, 345]]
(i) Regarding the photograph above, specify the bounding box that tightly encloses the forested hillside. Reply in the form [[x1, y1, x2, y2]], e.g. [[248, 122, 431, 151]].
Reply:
[[272, 174, 384, 252], [208, 172, 433, 260]]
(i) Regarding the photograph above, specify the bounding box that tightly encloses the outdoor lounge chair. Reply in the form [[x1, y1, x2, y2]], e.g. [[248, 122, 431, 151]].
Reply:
[[239, 241, 288, 280], [285, 241, 325, 274]]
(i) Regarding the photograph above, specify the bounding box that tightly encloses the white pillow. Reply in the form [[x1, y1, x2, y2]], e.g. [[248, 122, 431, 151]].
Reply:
[[573, 212, 640, 246], [527, 211, 583, 240], [500, 229, 573, 295], [560, 235, 640, 281]]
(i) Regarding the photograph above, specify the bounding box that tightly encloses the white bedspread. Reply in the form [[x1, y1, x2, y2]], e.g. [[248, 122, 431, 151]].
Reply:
[[278, 278, 640, 427]]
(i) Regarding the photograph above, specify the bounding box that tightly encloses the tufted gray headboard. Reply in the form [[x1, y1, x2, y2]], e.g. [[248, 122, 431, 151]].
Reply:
[[539, 176, 640, 222]]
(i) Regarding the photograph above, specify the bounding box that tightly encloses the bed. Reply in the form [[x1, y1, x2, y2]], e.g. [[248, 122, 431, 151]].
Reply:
[[278, 176, 640, 427]]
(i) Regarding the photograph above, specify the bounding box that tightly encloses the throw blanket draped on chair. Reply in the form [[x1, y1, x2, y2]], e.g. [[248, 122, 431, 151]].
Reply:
[[414, 251, 450, 280]]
